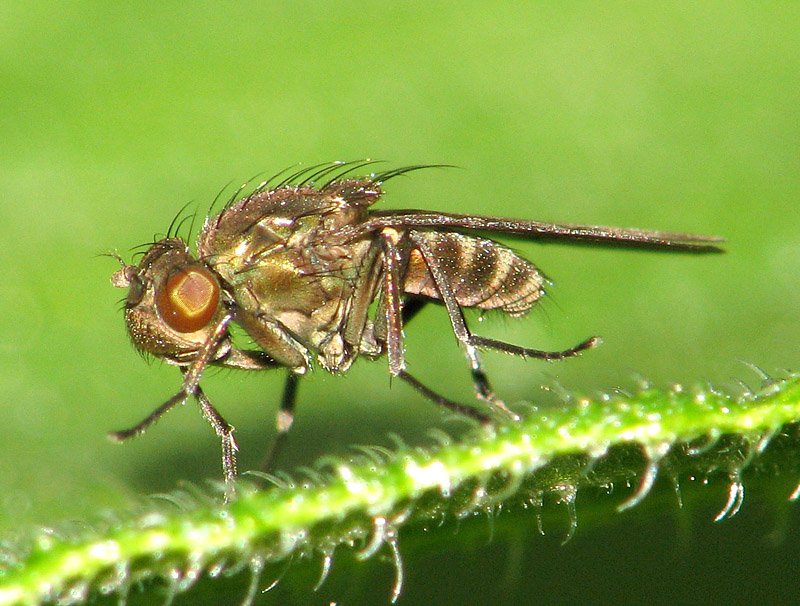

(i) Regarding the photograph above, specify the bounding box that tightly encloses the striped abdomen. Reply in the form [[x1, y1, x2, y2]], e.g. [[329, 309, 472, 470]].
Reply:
[[403, 231, 545, 316]]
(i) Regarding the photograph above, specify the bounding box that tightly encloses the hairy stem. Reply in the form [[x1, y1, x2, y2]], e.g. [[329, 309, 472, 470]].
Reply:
[[2, 373, 800, 605]]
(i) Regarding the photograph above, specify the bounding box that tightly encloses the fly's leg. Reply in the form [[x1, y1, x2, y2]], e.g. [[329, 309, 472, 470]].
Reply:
[[213, 347, 291, 473], [108, 392, 186, 441], [381, 230, 406, 375], [402, 290, 597, 363], [194, 381, 237, 487], [188, 379, 241, 503], [262, 371, 301, 470], [407, 233, 519, 420], [397, 369, 490, 425], [470, 335, 599, 359], [343, 243, 383, 355], [109, 313, 234, 441], [110, 313, 246, 498], [381, 233, 490, 422], [392, 297, 574, 423]]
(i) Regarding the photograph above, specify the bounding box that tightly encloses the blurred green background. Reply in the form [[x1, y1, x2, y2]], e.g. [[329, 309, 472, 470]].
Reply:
[[2, 2, 800, 604]]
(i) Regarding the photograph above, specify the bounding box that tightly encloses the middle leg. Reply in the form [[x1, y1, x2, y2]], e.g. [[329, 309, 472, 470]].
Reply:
[[261, 370, 301, 470]]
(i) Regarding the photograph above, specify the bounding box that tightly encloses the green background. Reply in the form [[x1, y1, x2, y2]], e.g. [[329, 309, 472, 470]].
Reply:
[[2, 2, 799, 604]]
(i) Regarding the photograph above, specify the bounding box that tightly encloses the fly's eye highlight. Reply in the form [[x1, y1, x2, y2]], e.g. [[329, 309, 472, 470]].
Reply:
[[156, 266, 220, 333]]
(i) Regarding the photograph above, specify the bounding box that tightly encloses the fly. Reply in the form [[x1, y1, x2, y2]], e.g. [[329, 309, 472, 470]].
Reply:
[[110, 162, 723, 485]]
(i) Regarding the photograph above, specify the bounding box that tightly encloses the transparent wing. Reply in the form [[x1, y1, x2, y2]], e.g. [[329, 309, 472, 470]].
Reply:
[[367, 210, 724, 252]]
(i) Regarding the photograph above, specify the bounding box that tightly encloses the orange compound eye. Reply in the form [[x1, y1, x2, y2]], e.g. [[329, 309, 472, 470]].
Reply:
[[156, 266, 220, 333]]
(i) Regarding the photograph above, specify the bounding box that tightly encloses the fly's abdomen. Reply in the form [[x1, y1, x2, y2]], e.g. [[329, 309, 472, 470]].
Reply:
[[404, 231, 545, 316]]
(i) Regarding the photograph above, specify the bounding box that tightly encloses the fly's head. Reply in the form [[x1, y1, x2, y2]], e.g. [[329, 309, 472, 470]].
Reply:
[[112, 238, 230, 364]]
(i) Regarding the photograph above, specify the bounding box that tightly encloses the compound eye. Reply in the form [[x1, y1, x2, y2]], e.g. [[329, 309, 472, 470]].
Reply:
[[156, 266, 220, 333]]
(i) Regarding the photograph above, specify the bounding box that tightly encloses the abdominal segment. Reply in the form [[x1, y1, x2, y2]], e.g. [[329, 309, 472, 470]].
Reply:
[[403, 231, 545, 316]]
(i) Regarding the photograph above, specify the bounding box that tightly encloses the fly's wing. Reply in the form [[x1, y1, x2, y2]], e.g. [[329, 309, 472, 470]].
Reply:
[[369, 210, 724, 252], [403, 231, 545, 316]]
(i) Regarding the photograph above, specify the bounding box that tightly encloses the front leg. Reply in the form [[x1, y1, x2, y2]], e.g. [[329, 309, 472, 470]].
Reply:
[[110, 312, 235, 442], [215, 346, 300, 472], [110, 315, 283, 496]]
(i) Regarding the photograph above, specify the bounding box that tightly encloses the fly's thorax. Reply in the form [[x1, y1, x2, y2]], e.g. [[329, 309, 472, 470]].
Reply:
[[198, 186, 376, 346], [112, 238, 230, 363], [221, 233, 374, 354], [199, 191, 371, 285], [197, 180, 378, 261]]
